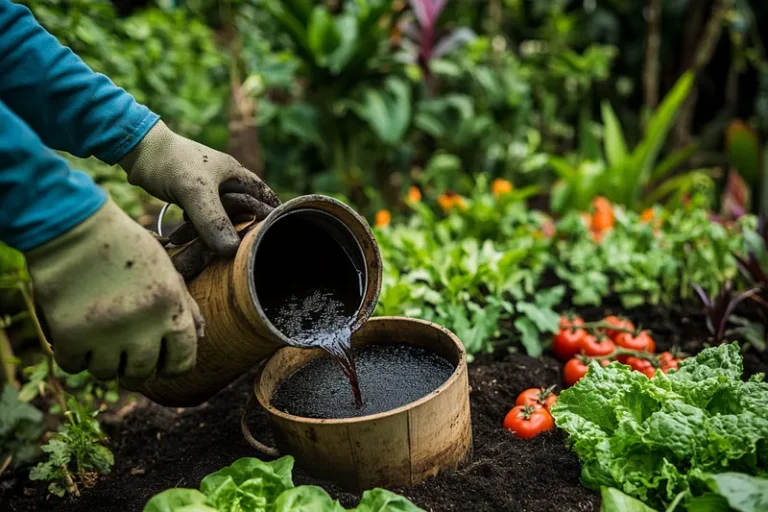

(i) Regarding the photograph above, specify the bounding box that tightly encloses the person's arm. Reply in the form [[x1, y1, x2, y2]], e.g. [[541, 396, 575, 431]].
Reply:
[[0, 0, 158, 163], [0, 98, 106, 251]]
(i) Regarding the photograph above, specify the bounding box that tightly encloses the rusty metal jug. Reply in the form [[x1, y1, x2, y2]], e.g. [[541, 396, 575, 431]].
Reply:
[[137, 195, 382, 407]]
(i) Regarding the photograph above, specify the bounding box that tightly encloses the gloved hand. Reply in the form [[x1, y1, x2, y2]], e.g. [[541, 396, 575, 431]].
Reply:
[[25, 199, 205, 382], [119, 120, 280, 259]]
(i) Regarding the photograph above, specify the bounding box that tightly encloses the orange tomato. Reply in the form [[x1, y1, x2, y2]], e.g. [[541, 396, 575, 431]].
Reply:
[[640, 208, 655, 223], [592, 196, 614, 231], [491, 178, 514, 197], [374, 209, 391, 227], [407, 186, 422, 203]]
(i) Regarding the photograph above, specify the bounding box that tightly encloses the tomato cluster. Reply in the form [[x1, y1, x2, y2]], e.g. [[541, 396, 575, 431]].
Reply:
[[554, 315, 683, 387], [503, 387, 557, 439]]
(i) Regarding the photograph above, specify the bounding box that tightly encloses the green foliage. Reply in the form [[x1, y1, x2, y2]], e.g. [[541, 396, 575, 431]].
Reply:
[[30, 396, 114, 497], [21, 0, 228, 146], [20, 359, 120, 413], [143, 456, 423, 512], [0, 386, 45, 469], [689, 473, 768, 512], [553, 206, 747, 308], [551, 73, 713, 212], [600, 487, 658, 512], [375, 176, 558, 358], [551, 343, 768, 511]]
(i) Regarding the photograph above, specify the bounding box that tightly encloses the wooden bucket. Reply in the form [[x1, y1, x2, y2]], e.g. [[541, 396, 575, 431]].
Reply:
[[245, 316, 473, 490], [137, 195, 382, 407]]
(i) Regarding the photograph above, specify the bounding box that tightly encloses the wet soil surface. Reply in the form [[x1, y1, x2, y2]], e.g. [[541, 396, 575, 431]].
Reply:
[[3, 302, 767, 512]]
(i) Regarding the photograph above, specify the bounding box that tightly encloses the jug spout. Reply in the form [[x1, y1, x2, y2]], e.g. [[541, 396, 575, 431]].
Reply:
[[136, 195, 382, 407]]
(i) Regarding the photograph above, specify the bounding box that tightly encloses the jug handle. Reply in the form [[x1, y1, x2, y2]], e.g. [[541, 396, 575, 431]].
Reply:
[[240, 394, 280, 458]]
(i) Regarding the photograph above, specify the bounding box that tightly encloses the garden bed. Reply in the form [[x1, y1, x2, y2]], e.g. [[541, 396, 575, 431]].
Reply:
[[2, 301, 766, 512]]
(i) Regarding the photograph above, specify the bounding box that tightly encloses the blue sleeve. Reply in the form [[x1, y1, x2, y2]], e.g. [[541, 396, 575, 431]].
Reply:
[[0, 0, 159, 164], [0, 99, 107, 251]]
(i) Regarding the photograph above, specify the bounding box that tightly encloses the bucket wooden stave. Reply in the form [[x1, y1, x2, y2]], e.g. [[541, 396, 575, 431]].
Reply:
[[251, 317, 473, 491], [138, 195, 382, 407]]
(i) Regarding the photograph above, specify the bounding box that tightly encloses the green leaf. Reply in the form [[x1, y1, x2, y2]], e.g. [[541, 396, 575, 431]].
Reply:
[[356, 488, 426, 511], [551, 344, 768, 510], [514, 316, 543, 357], [272, 486, 345, 512], [698, 473, 768, 512], [143, 489, 215, 512], [516, 301, 560, 334], [601, 101, 628, 168], [600, 487, 659, 512], [352, 78, 412, 145], [200, 457, 295, 499]]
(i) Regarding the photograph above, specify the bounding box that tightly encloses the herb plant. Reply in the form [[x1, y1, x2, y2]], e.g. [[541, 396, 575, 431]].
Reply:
[[143, 456, 423, 512], [30, 396, 114, 497], [551, 343, 768, 510]]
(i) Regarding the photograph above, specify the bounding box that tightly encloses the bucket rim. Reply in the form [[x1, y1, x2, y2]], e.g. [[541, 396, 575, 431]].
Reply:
[[253, 316, 468, 425]]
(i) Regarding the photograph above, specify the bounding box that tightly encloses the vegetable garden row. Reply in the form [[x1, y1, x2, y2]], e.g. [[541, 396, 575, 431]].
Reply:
[[3, 187, 768, 511]]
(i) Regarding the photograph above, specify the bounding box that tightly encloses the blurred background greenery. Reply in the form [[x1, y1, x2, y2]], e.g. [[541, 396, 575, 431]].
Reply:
[[10, 0, 768, 219]]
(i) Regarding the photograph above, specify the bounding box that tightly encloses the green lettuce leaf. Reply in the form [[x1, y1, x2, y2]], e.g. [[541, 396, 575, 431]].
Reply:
[[355, 489, 425, 512], [695, 473, 768, 512], [551, 343, 768, 510], [273, 485, 346, 511], [143, 489, 217, 512], [600, 487, 659, 512]]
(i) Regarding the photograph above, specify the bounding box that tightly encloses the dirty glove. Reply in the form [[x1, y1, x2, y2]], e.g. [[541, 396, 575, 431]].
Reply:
[[25, 199, 205, 382], [119, 120, 280, 259]]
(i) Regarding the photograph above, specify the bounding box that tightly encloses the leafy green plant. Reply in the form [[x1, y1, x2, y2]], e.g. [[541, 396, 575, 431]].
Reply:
[[0, 386, 45, 472], [30, 395, 114, 497], [143, 455, 423, 512], [375, 176, 557, 357], [551, 343, 768, 511], [550, 72, 713, 213], [554, 205, 747, 308]]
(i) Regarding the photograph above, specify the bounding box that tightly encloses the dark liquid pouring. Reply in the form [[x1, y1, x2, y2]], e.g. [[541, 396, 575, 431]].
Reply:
[[255, 211, 366, 408]]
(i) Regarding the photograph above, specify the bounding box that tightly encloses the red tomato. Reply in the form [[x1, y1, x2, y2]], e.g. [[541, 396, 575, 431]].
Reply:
[[503, 405, 555, 438], [553, 327, 587, 361], [614, 331, 655, 362], [580, 335, 615, 357], [658, 352, 681, 373], [563, 358, 588, 387], [626, 357, 656, 378], [602, 315, 635, 340], [559, 315, 584, 330], [515, 387, 558, 410]]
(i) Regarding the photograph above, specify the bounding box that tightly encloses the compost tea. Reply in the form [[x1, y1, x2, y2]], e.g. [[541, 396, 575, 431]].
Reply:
[[271, 344, 455, 419], [254, 211, 366, 407]]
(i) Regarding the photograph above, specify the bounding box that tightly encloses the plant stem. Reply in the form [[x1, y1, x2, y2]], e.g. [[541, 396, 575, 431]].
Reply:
[[643, 0, 662, 110], [18, 283, 66, 412], [0, 455, 11, 477], [61, 465, 80, 497], [0, 326, 18, 389], [672, 0, 734, 147]]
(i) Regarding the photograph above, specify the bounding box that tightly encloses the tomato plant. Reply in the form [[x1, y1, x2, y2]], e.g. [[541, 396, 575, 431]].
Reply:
[[602, 315, 635, 340], [502, 405, 555, 439], [515, 386, 558, 410]]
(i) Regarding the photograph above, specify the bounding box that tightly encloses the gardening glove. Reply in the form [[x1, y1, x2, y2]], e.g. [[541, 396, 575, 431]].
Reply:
[[24, 199, 205, 383], [119, 120, 280, 262]]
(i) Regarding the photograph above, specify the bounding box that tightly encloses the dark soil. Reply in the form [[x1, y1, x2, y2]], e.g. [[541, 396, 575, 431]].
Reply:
[[3, 302, 767, 512]]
